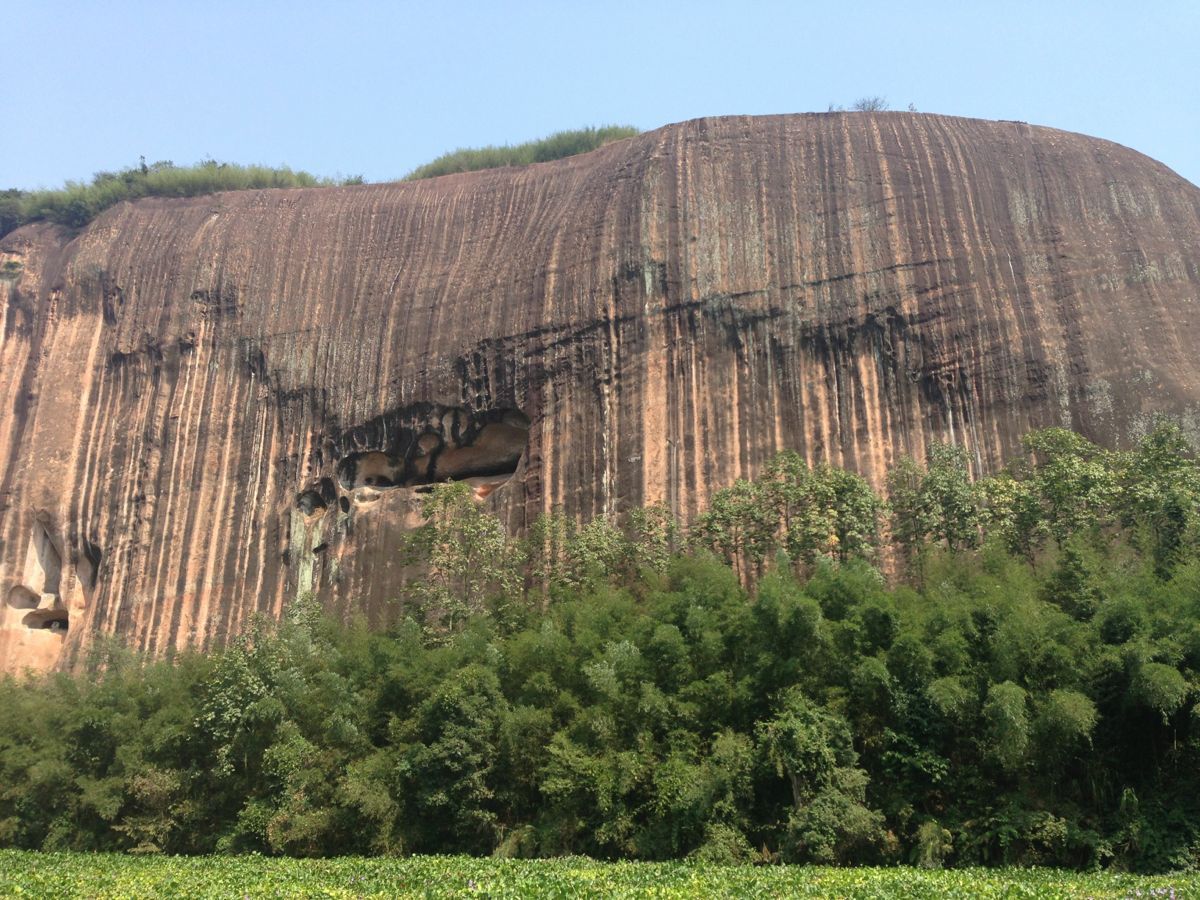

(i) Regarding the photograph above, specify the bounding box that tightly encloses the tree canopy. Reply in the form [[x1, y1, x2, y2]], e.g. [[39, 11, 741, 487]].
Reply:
[[3, 422, 1200, 871]]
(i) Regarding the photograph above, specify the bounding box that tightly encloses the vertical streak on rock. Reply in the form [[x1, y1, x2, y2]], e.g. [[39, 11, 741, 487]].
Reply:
[[4, 113, 1200, 670]]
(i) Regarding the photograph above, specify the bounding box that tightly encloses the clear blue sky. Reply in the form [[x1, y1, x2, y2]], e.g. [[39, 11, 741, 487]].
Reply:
[[4, 0, 1198, 189]]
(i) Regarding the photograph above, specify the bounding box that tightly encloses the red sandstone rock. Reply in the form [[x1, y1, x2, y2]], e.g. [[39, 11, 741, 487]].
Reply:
[[2, 112, 1199, 670]]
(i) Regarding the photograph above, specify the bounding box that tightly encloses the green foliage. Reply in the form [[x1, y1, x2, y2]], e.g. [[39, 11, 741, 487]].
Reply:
[[1004, 429, 1120, 548], [0, 189, 23, 236], [758, 689, 884, 862], [914, 820, 954, 868], [1131, 662, 1190, 720], [693, 478, 777, 582], [405, 126, 639, 180], [407, 482, 522, 634], [696, 453, 880, 584], [1120, 421, 1200, 576], [1, 160, 355, 237], [1034, 689, 1097, 762], [3, 427, 1200, 871], [983, 681, 1030, 771]]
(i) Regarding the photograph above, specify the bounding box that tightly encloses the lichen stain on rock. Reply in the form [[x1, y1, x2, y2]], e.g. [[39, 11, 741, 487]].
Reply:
[[2, 111, 1200, 670]]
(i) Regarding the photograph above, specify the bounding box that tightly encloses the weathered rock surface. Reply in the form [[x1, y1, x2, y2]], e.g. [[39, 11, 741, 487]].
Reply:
[[2, 112, 1199, 670]]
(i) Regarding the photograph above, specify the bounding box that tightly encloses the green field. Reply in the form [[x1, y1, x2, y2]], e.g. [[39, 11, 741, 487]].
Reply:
[[0, 851, 1193, 899]]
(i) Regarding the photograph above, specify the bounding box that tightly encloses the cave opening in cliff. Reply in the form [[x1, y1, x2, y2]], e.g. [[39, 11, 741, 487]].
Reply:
[[333, 408, 530, 501], [337, 451, 404, 491], [431, 414, 530, 498], [22, 608, 68, 633], [296, 490, 328, 516], [295, 477, 339, 517]]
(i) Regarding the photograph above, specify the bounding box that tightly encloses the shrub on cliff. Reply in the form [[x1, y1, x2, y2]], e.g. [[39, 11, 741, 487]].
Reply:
[[0, 160, 359, 237], [405, 125, 640, 180]]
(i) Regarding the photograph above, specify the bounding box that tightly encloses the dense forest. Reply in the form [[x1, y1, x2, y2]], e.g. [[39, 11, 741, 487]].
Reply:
[[3, 423, 1200, 872]]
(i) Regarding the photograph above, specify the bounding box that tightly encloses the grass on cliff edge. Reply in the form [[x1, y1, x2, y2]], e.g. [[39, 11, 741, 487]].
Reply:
[[0, 126, 639, 239], [0, 851, 1193, 899], [0, 160, 360, 237], [403, 124, 640, 180]]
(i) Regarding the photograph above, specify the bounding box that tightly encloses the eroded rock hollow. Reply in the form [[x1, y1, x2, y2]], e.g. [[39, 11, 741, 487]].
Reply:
[[2, 112, 1199, 670]]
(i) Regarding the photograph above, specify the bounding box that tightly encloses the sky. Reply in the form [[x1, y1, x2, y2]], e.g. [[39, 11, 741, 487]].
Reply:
[[4, 0, 1198, 189]]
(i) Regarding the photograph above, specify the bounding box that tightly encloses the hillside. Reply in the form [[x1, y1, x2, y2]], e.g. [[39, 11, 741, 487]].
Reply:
[[2, 112, 1199, 671]]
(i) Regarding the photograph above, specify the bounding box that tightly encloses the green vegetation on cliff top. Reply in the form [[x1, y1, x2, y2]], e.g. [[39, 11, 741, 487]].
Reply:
[[402, 124, 639, 180], [0, 126, 639, 239], [0, 160, 354, 237]]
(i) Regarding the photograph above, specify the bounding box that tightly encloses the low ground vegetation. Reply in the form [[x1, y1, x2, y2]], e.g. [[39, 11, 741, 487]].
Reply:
[[3, 423, 1200, 873], [0, 850, 1192, 898]]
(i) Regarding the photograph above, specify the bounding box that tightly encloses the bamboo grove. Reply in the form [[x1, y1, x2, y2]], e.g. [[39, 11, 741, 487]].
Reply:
[[4, 423, 1200, 871]]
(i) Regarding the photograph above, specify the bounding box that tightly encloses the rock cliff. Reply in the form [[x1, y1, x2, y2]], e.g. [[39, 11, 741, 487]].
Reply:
[[3, 112, 1199, 671]]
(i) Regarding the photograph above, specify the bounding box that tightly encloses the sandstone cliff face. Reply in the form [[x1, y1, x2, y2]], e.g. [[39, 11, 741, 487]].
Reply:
[[3, 112, 1199, 671]]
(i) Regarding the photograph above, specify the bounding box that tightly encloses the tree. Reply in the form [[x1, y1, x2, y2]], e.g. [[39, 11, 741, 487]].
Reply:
[[759, 454, 881, 567], [824, 466, 882, 563], [982, 681, 1029, 772], [394, 665, 508, 852], [407, 482, 522, 634], [1022, 429, 1119, 544], [757, 688, 884, 862], [523, 511, 570, 605], [980, 469, 1043, 560], [563, 517, 629, 588], [922, 443, 981, 551], [627, 504, 677, 575], [762, 452, 838, 567], [853, 96, 890, 112], [887, 454, 932, 576], [693, 479, 777, 583], [1119, 421, 1200, 576], [0, 190, 24, 238]]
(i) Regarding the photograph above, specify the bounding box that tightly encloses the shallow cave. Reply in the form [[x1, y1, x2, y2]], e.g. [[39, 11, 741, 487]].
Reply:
[[337, 450, 404, 491], [433, 417, 528, 482], [78, 540, 102, 592], [331, 407, 531, 499], [6, 585, 39, 610], [296, 490, 328, 516], [23, 608, 68, 633], [295, 477, 339, 516]]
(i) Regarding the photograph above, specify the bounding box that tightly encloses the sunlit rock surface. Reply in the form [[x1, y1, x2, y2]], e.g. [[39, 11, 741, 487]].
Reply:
[[2, 112, 1199, 670]]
